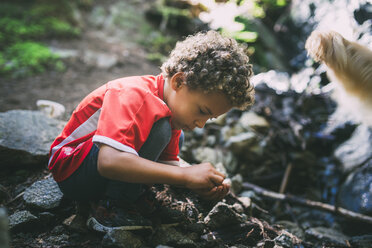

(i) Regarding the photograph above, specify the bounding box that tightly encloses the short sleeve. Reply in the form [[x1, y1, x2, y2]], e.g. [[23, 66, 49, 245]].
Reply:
[[158, 129, 181, 162], [92, 87, 170, 155]]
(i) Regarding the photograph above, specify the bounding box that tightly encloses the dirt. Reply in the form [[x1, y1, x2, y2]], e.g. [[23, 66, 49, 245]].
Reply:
[[0, 0, 160, 117]]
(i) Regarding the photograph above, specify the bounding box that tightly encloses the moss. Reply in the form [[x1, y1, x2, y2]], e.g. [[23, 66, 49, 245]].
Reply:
[[139, 30, 177, 64], [40, 17, 80, 37], [0, 42, 62, 77], [146, 52, 167, 64], [0, 0, 81, 78]]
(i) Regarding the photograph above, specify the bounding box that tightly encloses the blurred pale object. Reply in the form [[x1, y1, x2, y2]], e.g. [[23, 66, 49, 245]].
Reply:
[[36, 100, 66, 119]]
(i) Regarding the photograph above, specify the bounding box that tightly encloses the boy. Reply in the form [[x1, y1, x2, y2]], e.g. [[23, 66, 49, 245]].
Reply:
[[48, 30, 255, 228]]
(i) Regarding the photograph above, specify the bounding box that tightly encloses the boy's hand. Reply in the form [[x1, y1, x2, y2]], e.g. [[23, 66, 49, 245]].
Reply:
[[182, 162, 230, 201], [183, 162, 225, 190], [193, 182, 230, 201]]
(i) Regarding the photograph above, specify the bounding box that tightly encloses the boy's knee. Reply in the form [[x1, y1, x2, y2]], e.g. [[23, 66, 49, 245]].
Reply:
[[150, 118, 172, 145], [139, 118, 171, 161]]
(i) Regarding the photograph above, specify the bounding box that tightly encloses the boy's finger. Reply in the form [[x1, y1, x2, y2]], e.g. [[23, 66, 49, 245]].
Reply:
[[210, 174, 224, 186], [214, 169, 226, 178]]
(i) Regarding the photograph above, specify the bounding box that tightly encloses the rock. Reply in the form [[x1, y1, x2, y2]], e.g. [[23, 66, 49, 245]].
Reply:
[[51, 225, 65, 235], [151, 226, 198, 248], [349, 235, 372, 248], [337, 160, 372, 216], [0, 110, 64, 168], [192, 147, 238, 174], [225, 131, 261, 157], [102, 229, 144, 248], [8, 210, 38, 232], [36, 100, 66, 119], [43, 234, 69, 246], [230, 174, 243, 195], [274, 230, 303, 248], [334, 125, 372, 172], [0, 208, 9, 248], [238, 111, 269, 132], [23, 178, 63, 210], [204, 202, 245, 229], [275, 220, 305, 240], [305, 227, 350, 247], [83, 50, 118, 69], [237, 196, 252, 210]]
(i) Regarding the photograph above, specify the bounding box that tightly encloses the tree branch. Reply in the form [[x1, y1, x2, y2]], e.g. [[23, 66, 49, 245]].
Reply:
[[242, 182, 372, 225]]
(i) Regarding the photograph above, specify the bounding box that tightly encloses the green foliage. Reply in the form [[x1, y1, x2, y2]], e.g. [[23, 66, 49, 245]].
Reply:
[[239, 0, 288, 18], [139, 26, 177, 65], [0, 1, 82, 78], [220, 0, 289, 71], [0, 42, 62, 77]]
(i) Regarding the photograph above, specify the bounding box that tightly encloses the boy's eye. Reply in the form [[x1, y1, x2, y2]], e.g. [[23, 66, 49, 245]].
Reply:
[[199, 108, 207, 115]]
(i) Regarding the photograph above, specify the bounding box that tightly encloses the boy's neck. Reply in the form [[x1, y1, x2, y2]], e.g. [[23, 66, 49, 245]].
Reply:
[[163, 76, 170, 106]]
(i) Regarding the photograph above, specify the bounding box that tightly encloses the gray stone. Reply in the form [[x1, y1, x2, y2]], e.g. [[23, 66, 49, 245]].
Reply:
[[192, 147, 238, 174], [337, 160, 372, 215], [51, 225, 65, 235], [8, 210, 38, 232], [0, 110, 64, 168], [274, 230, 302, 248], [230, 174, 243, 195], [305, 227, 350, 247], [36, 100, 66, 119], [225, 132, 260, 157], [238, 111, 269, 132], [43, 234, 69, 246], [23, 178, 63, 210], [151, 226, 197, 248], [349, 235, 372, 248], [102, 229, 144, 248], [334, 125, 372, 172], [83, 50, 118, 69], [275, 220, 305, 240], [204, 202, 244, 229]]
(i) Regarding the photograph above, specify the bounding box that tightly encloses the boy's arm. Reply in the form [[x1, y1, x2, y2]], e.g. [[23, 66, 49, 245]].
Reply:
[[97, 144, 225, 190]]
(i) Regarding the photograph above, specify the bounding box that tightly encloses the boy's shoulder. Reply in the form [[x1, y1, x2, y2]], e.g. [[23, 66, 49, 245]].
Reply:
[[103, 74, 168, 111], [107, 75, 159, 91]]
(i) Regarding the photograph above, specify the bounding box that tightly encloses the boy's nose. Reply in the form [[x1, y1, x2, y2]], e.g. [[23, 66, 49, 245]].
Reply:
[[194, 119, 207, 128]]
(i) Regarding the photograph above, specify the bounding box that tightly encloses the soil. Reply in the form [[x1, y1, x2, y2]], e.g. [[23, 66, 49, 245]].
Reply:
[[0, 0, 160, 117]]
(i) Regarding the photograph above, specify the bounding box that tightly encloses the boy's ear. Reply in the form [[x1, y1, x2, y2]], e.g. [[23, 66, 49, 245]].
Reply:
[[170, 72, 185, 90]]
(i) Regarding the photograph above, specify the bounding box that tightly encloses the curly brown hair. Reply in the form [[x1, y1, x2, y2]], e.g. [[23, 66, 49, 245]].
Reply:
[[161, 30, 254, 109]]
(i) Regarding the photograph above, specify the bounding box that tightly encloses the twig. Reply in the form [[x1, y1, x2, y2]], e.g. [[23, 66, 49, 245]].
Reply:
[[242, 182, 372, 225], [5, 191, 24, 205], [273, 162, 293, 211], [279, 162, 293, 194]]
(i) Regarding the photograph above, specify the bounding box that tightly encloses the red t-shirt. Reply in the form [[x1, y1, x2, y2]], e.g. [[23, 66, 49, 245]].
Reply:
[[48, 74, 181, 182]]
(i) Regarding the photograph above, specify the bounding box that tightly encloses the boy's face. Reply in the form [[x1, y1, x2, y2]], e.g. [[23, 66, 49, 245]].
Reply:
[[165, 73, 232, 130]]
